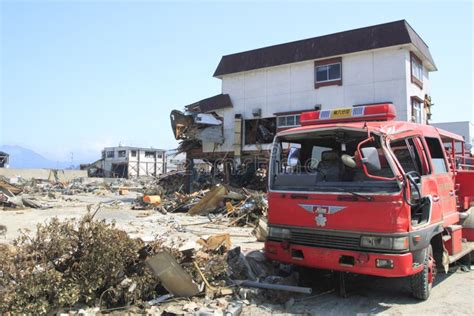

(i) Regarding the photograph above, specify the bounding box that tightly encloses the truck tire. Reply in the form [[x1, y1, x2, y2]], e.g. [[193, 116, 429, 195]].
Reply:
[[411, 245, 436, 300]]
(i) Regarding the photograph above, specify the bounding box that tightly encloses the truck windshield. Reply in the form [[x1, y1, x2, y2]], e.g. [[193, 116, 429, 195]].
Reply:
[[270, 129, 399, 193]]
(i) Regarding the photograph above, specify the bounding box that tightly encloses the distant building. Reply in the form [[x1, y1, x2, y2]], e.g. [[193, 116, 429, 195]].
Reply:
[[0, 151, 9, 168], [432, 121, 474, 154], [165, 150, 186, 172], [99, 146, 166, 178], [165, 150, 212, 173]]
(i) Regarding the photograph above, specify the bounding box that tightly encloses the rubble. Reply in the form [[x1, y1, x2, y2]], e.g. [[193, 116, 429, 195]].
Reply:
[[196, 233, 231, 252], [0, 168, 282, 314], [252, 218, 268, 241], [146, 252, 200, 297], [233, 280, 312, 294], [188, 184, 228, 215], [0, 206, 308, 314], [0, 213, 159, 314], [170, 110, 224, 145], [1, 170, 268, 231]]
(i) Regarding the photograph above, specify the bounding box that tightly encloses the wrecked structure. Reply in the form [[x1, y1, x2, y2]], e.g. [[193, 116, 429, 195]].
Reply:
[[0, 151, 9, 168], [170, 20, 437, 191], [84, 146, 167, 178]]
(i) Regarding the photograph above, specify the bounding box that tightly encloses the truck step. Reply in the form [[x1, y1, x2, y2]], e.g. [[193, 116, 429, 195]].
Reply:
[[448, 241, 474, 264]]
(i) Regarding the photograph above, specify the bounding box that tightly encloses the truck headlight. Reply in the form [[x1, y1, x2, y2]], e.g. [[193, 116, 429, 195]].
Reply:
[[360, 236, 392, 249], [360, 236, 408, 251], [392, 236, 409, 250], [268, 227, 291, 239]]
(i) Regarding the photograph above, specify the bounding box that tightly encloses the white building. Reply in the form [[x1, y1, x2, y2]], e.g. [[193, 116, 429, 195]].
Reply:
[[172, 20, 436, 163], [432, 121, 474, 153], [101, 146, 166, 178], [165, 150, 186, 172]]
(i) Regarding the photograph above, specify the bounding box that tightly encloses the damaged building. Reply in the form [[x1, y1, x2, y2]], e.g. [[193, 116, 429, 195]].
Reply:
[[170, 20, 436, 190], [0, 151, 9, 168], [84, 146, 166, 178]]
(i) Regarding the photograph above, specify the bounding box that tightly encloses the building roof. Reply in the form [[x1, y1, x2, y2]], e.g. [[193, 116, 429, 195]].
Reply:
[[214, 20, 436, 77], [185, 94, 233, 112]]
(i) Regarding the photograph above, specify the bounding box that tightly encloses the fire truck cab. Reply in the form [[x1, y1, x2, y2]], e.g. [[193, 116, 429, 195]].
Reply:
[[265, 103, 474, 300]]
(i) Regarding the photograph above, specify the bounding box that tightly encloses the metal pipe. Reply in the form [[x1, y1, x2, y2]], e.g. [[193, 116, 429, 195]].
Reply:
[[234, 280, 312, 294]]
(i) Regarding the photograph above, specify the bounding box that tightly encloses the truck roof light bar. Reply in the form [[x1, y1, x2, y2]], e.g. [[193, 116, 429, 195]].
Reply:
[[300, 103, 397, 126]]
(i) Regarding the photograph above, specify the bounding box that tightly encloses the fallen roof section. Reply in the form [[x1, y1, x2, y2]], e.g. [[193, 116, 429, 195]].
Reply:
[[185, 94, 233, 113], [214, 20, 436, 77]]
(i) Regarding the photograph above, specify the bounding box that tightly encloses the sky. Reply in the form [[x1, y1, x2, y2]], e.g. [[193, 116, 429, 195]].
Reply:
[[0, 0, 473, 163]]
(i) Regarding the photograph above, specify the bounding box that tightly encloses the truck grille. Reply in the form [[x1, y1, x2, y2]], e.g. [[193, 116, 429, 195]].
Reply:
[[270, 226, 362, 251], [291, 231, 361, 250]]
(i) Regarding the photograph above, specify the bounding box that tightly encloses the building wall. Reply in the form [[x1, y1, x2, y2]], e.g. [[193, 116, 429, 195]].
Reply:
[[102, 147, 166, 178], [405, 50, 430, 123], [205, 45, 420, 153], [432, 121, 474, 152], [0, 168, 87, 181]]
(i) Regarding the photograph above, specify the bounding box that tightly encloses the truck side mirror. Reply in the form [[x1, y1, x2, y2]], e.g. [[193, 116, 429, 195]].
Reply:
[[361, 147, 381, 171]]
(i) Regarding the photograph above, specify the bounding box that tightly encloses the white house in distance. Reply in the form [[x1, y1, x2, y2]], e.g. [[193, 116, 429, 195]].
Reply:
[[172, 20, 436, 165], [101, 146, 166, 178]]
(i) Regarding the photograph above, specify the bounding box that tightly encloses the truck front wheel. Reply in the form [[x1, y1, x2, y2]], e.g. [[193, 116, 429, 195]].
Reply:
[[411, 244, 436, 300]]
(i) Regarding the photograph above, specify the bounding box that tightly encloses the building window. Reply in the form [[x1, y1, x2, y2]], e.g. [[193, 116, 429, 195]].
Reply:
[[156, 153, 163, 159], [410, 52, 423, 88], [244, 118, 276, 145], [316, 64, 341, 82], [411, 97, 424, 124], [131, 150, 137, 157], [106, 151, 114, 158], [277, 114, 301, 128], [314, 57, 342, 88], [118, 150, 126, 158], [145, 151, 155, 158]]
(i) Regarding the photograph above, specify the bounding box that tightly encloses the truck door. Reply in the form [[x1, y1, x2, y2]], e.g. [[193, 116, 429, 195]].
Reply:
[[423, 137, 457, 225], [390, 136, 442, 224]]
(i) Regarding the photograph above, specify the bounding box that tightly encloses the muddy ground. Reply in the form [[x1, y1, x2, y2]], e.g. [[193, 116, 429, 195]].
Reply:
[[1, 191, 472, 315]]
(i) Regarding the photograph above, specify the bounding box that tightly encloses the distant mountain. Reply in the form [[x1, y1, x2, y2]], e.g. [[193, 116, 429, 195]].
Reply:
[[0, 145, 74, 169]]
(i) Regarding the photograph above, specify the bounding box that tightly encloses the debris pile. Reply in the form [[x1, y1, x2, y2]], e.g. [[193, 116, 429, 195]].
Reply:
[[140, 184, 268, 229], [0, 212, 307, 315], [0, 177, 47, 209], [0, 212, 159, 314]]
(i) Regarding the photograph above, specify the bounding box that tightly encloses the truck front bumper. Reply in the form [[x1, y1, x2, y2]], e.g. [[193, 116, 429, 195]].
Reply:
[[265, 241, 423, 277]]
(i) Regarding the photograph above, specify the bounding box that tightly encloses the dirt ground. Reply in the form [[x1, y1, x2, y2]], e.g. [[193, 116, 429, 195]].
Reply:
[[1, 191, 473, 315]]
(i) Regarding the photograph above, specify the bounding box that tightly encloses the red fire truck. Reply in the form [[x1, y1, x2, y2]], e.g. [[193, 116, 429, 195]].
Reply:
[[265, 103, 474, 300]]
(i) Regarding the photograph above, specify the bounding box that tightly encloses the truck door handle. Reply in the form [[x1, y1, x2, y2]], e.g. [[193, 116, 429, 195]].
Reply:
[[432, 195, 440, 202]]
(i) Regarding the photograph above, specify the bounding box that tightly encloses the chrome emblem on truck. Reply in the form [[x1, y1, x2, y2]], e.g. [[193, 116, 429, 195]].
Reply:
[[299, 204, 346, 227]]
